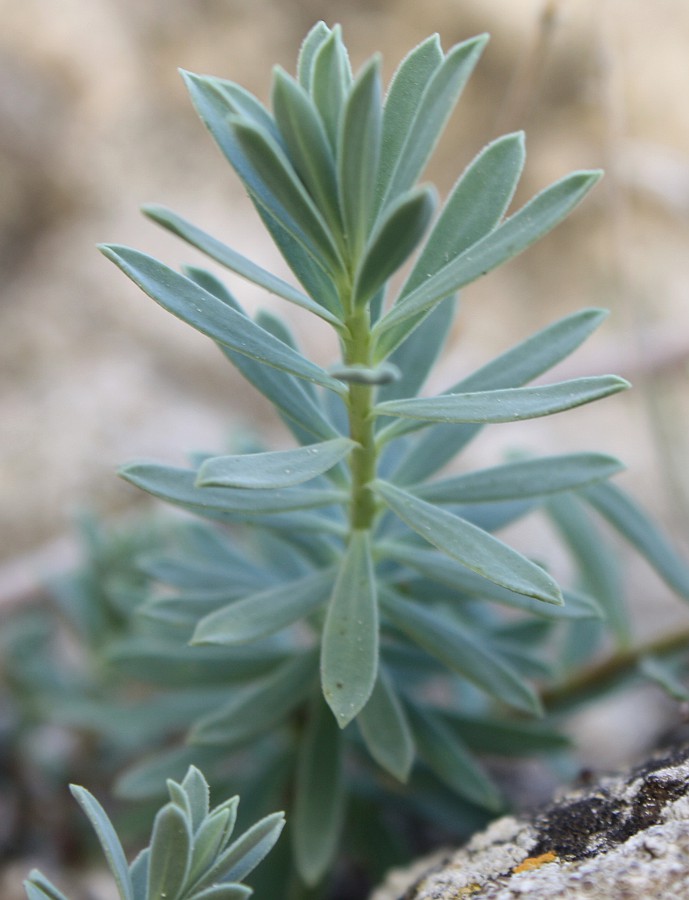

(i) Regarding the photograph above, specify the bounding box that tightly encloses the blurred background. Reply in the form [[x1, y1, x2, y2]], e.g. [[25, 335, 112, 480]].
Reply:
[[2, 0, 689, 636]]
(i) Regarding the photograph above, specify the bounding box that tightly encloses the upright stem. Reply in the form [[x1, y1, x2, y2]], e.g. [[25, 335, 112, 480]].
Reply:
[[344, 308, 377, 531]]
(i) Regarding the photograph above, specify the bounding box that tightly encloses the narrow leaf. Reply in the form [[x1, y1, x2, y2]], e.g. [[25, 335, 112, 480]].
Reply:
[[639, 656, 689, 702], [377, 34, 488, 214], [187, 810, 231, 885], [272, 68, 341, 233], [381, 590, 542, 715], [389, 308, 611, 483], [143, 205, 342, 327], [356, 664, 415, 781], [192, 568, 334, 646], [147, 803, 192, 900], [375, 170, 602, 350], [197, 438, 355, 490], [189, 886, 252, 899], [297, 21, 332, 89], [581, 481, 689, 600], [375, 376, 629, 425], [70, 786, 134, 900], [99, 246, 345, 395], [406, 704, 502, 810], [293, 695, 344, 886], [375, 34, 443, 213], [374, 480, 562, 604], [120, 462, 345, 519], [191, 813, 285, 893], [338, 57, 382, 258], [181, 767, 210, 834], [383, 541, 602, 620], [321, 531, 379, 727], [353, 186, 435, 308], [415, 453, 624, 504], [310, 27, 351, 147], [192, 652, 317, 746], [23, 873, 70, 900]]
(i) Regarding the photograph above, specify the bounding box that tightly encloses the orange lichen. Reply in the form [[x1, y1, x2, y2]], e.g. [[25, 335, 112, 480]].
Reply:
[[512, 851, 558, 873]]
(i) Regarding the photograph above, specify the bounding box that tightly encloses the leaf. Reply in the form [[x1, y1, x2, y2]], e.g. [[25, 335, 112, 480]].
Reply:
[[70, 786, 134, 900], [403, 132, 526, 298], [353, 186, 435, 308], [297, 21, 332, 89], [381, 590, 542, 715], [181, 766, 210, 833], [376, 170, 602, 350], [338, 57, 382, 259], [271, 68, 342, 234], [375, 34, 444, 214], [191, 813, 285, 893], [321, 531, 379, 727], [196, 438, 355, 490], [192, 568, 334, 646], [191, 652, 318, 746], [120, 462, 346, 519], [383, 541, 602, 620], [187, 807, 236, 883], [547, 493, 629, 646], [378, 295, 456, 403], [639, 656, 689, 702], [581, 481, 689, 600], [188, 885, 252, 899], [406, 704, 502, 810], [375, 375, 629, 425], [356, 664, 415, 781], [143, 205, 342, 327], [310, 26, 351, 147], [374, 480, 562, 604], [130, 848, 149, 900], [293, 695, 345, 886], [117, 746, 222, 801], [389, 308, 611, 482], [415, 453, 625, 504], [147, 802, 192, 900], [376, 34, 488, 215], [444, 711, 571, 755], [23, 872, 70, 900], [377, 133, 524, 358], [99, 246, 345, 395]]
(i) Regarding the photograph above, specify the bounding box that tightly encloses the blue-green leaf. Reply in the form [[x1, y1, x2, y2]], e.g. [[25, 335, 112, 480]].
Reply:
[[272, 68, 342, 234], [23, 873, 70, 900], [381, 590, 542, 715], [376, 376, 629, 426], [187, 808, 233, 887], [356, 664, 415, 781], [375, 170, 602, 350], [383, 541, 601, 620], [353, 186, 435, 309], [147, 802, 192, 900], [191, 813, 285, 893], [143, 205, 342, 327], [374, 480, 562, 604], [99, 246, 345, 395], [192, 568, 334, 646], [389, 308, 611, 482], [581, 481, 689, 600], [196, 438, 355, 490], [70, 786, 134, 900], [639, 656, 689, 702], [297, 22, 332, 89], [406, 704, 502, 810], [415, 453, 624, 504], [375, 34, 444, 213], [180, 766, 209, 833], [120, 462, 345, 518], [191, 652, 317, 746], [293, 695, 344, 886], [310, 26, 352, 147], [321, 530, 378, 727], [376, 34, 488, 215], [189, 885, 252, 899], [338, 57, 382, 259]]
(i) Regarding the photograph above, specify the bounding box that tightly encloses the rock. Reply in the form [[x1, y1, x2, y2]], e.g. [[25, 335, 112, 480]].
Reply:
[[371, 745, 689, 899]]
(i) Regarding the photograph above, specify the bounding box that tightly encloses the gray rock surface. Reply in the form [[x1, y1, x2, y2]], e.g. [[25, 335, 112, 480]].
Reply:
[[372, 746, 689, 899]]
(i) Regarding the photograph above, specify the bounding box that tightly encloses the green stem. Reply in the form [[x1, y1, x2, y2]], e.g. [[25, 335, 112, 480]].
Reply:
[[541, 627, 689, 712], [344, 309, 377, 531]]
